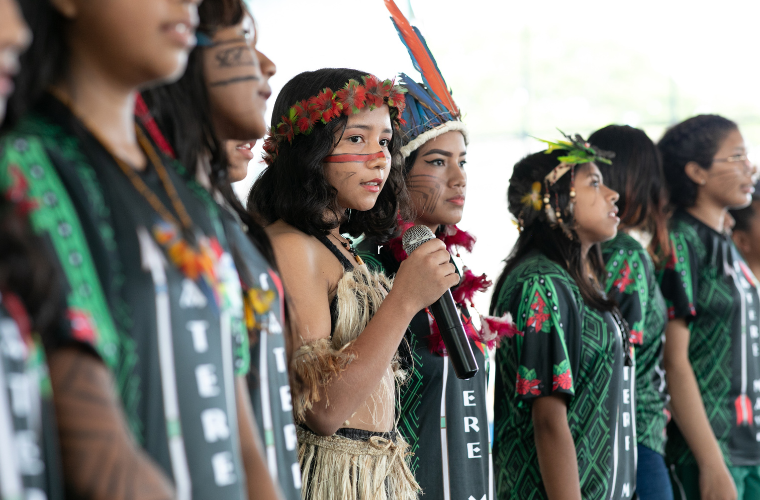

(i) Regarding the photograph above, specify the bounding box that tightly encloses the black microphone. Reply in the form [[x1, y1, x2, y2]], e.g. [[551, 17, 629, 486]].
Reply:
[[402, 225, 478, 380]]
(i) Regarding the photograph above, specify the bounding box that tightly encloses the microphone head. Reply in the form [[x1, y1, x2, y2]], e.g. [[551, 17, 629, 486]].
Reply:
[[402, 224, 436, 255]]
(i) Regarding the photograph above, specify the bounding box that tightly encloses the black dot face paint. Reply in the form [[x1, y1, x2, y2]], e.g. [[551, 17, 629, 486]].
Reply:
[[323, 151, 387, 163]]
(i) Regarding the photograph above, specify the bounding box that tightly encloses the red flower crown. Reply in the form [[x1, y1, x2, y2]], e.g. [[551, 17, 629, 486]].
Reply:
[[261, 75, 407, 165]]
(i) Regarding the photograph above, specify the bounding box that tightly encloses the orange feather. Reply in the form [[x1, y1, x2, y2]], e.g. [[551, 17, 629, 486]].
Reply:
[[384, 0, 459, 116]]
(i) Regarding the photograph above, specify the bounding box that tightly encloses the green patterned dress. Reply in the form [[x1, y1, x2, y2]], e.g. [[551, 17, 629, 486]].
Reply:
[[658, 209, 760, 467], [602, 233, 668, 455], [492, 251, 635, 499]]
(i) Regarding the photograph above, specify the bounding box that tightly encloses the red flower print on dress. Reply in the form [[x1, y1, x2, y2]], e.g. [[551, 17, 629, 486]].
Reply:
[[526, 292, 550, 332], [665, 243, 678, 270], [516, 367, 541, 396], [613, 261, 634, 292], [630, 329, 643, 345], [4, 165, 38, 216], [552, 360, 573, 391]]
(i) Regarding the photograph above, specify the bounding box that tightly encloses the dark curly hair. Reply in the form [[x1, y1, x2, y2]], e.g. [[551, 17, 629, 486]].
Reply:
[[489, 150, 615, 314], [247, 68, 412, 240], [658, 114, 738, 209], [140, 0, 276, 267], [588, 125, 671, 267]]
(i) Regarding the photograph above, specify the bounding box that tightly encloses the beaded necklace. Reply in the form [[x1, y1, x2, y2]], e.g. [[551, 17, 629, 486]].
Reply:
[[330, 233, 364, 266], [49, 89, 222, 298]]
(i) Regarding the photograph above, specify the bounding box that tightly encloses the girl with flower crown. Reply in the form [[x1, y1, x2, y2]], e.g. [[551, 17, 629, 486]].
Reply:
[[0, 0, 279, 498], [489, 138, 635, 499], [355, 2, 504, 498], [248, 68, 459, 499]]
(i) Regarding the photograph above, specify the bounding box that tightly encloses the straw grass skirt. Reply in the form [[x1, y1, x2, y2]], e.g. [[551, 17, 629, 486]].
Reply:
[[298, 426, 419, 500]]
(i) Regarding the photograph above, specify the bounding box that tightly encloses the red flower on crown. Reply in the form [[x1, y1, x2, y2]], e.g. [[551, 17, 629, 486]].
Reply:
[[276, 117, 295, 142], [336, 80, 367, 115], [308, 89, 342, 124], [293, 99, 321, 134], [363, 75, 385, 109]]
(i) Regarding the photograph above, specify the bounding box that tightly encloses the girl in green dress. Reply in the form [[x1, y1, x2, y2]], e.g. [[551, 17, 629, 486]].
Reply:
[[658, 115, 760, 500], [588, 125, 672, 499], [490, 136, 635, 499]]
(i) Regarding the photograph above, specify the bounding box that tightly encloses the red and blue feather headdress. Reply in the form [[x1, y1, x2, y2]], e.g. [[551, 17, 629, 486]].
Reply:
[[385, 0, 468, 158]]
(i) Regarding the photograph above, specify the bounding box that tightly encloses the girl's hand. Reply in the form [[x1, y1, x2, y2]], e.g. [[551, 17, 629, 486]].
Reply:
[[391, 238, 459, 313], [699, 461, 737, 500]]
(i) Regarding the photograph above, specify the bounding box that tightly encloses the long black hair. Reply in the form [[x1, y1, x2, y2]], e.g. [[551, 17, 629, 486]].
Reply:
[[140, 0, 276, 267], [489, 150, 615, 314], [248, 68, 412, 240], [0, 198, 61, 346], [658, 114, 738, 209], [588, 125, 671, 267], [2, 0, 67, 130]]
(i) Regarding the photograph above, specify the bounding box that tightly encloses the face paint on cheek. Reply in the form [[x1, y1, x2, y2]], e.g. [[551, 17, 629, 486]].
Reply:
[[407, 174, 443, 215], [215, 45, 256, 68], [323, 151, 387, 163], [209, 75, 261, 87]]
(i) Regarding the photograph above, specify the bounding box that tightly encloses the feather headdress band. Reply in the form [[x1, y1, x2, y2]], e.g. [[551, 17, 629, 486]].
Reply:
[[385, 0, 468, 159]]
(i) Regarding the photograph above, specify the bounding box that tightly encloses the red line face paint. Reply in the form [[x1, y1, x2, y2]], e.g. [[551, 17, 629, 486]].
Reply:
[[323, 151, 387, 163]]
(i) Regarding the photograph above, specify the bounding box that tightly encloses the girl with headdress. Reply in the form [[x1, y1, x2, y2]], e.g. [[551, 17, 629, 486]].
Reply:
[[356, 2, 506, 498], [248, 68, 459, 499], [588, 125, 673, 499], [658, 116, 760, 500], [489, 137, 635, 499], [139, 2, 301, 497], [0, 3, 64, 498], [0, 0, 278, 498]]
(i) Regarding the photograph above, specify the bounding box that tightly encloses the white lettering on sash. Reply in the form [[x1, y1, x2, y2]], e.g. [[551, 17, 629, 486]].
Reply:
[[754, 380, 760, 393], [8, 373, 30, 417], [258, 273, 270, 291], [0, 319, 25, 359], [623, 389, 630, 405], [755, 398, 760, 411], [15, 430, 44, 475], [755, 415, 760, 426], [464, 417, 480, 433], [283, 424, 298, 451], [752, 325, 759, 339], [200, 408, 230, 442], [467, 496, 487, 500], [623, 366, 630, 382], [273, 347, 287, 373], [622, 483, 630, 496], [292, 462, 303, 489], [463, 390, 476, 406], [268, 312, 283, 334], [187, 320, 210, 353], [623, 412, 631, 428], [280, 385, 292, 412], [179, 279, 207, 309], [751, 309, 757, 321], [466, 442, 482, 458], [625, 435, 630, 451], [211, 451, 237, 486], [756, 432, 760, 442], [754, 344, 759, 357], [195, 364, 220, 398]]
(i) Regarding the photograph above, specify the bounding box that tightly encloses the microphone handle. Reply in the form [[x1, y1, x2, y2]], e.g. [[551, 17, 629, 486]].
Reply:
[[429, 290, 479, 379]]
